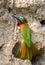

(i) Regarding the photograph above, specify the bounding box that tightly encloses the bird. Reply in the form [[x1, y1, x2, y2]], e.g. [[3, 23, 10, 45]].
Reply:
[[12, 15, 39, 60]]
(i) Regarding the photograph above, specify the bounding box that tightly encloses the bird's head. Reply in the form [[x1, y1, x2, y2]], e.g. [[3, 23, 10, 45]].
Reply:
[[12, 15, 27, 26]]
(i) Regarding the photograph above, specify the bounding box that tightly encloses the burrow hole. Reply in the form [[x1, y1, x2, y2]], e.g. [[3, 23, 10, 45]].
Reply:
[[40, 20, 45, 26], [12, 41, 21, 57]]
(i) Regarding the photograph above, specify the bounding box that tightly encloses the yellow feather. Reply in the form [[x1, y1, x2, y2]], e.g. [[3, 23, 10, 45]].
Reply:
[[31, 42, 39, 57], [20, 42, 27, 59]]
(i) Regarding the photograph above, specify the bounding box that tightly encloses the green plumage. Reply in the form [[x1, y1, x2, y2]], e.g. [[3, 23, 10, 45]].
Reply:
[[20, 23, 32, 48], [15, 16, 39, 60]]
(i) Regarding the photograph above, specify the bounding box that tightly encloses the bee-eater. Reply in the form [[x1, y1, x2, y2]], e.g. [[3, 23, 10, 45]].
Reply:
[[12, 15, 39, 60]]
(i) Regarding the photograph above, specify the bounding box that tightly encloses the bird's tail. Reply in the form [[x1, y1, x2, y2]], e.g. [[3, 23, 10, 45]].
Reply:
[[17, 42, 32, 60], [30, 42, 39, 57]]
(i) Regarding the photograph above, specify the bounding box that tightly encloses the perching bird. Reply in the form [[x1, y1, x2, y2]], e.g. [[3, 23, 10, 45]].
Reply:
[[12, 15, 39, 60]]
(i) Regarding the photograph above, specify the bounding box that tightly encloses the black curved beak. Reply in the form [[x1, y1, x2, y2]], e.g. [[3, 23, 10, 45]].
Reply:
[[12, 15, 21, 22]]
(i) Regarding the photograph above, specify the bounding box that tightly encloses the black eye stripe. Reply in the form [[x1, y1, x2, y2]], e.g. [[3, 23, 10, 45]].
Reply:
[[12, 15, 21, 22], [12, 15, 27, 23]]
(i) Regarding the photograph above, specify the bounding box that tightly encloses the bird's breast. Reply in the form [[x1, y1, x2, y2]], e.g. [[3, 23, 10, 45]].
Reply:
[[20, 24, 26, 29]]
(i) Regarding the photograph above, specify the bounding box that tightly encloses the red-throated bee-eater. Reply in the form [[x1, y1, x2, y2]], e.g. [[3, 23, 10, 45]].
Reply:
[[12, 15, 39, 60]]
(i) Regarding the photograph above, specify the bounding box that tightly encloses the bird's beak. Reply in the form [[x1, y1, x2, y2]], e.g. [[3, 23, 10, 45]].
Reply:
[[12, 15, 18, 19], [12, 15, 21, 22]]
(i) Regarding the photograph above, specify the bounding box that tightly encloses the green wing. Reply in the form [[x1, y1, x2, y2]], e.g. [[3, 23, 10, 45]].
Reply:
[[20, 24, 32, 48]]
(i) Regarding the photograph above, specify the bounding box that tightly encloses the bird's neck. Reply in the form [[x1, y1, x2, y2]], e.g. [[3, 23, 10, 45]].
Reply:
[[20, 23, 27, 29]]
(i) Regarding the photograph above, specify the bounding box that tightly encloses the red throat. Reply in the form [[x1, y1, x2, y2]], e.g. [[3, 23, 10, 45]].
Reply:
[[16, 20, 21, 26]]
